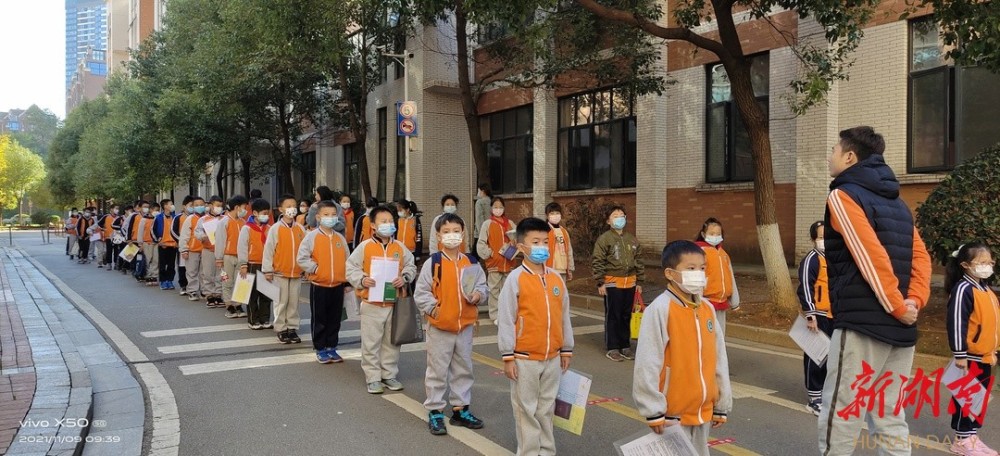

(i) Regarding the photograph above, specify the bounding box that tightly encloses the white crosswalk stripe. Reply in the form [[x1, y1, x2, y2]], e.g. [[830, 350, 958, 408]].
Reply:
[[140, 319, 313, 338], [156, 329, 362, 354]]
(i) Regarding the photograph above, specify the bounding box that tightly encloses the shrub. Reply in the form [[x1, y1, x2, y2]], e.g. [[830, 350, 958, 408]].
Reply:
[[562, 197, 624, 259], [31, 210, 56, 225], [916, 143, 1000, 265]]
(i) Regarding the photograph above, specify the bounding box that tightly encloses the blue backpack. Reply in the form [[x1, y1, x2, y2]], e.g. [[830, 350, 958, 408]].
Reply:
[[132, 252, 147, 280]]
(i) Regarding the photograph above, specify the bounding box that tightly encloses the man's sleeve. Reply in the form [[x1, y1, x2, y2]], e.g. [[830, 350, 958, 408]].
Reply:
[[400, 246, 417, 283], [827, 189, 909, 320], [178, 218, 191, 253], [907, 228, 932, 308], [345, 243, 367, 289], [591, 234, 608, 283]]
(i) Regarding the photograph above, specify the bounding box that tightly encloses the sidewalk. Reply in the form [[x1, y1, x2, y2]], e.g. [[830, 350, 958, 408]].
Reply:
[[0, 247, 144, 456]]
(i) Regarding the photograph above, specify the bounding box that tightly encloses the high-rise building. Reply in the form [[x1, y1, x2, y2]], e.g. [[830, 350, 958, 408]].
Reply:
[[65, 0, 108, 90], [67, 48, 108, 113]]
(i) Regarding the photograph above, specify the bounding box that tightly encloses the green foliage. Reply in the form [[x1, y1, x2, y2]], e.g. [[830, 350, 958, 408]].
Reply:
[[921, 0, 1000, 72], [562, 197, 626, 258], [0, 135, 47, 210], [30, 209, 57, 225], [47, 98, 109, 206], [9, 105, 60, 158], [916, 143, 1000, 265]]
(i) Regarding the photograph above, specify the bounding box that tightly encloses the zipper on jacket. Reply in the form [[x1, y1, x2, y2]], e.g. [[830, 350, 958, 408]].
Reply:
[[543, 272, 552, 360], [718, 251, 727, 298], [453, 253, 464, 333], [695, 309, 707, 424]]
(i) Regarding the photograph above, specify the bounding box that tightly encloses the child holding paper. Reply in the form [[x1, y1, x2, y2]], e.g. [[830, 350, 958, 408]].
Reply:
[[195, 196, 226, 307], [497, 217, 574, 456], [263, 194, 307, 344], [414, 213, 489, 436], [297, 201, 352, 363], [633, 240, 731, 456], [476, 196, 517, 326], [945, 242, 999, 456], [346, 205, 416, 394], [216, 195, 249, 318], [796, 221, 832, 416], [238, 198, 273, 330]]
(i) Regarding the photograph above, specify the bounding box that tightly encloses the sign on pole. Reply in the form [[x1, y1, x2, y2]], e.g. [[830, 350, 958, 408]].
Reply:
[[396, 101, 418, 137]]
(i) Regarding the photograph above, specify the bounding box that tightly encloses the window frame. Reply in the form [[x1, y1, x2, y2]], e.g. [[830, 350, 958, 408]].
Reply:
[[377, 108, 387, 202], [393, 134, 406, 201], [300, 151, 316, 203], [343, 143, 360, 202], [704, 54, 769, 184], [482, 105, 534, 194], [907, 18, 956, 173], [556, 87, 637, 191]]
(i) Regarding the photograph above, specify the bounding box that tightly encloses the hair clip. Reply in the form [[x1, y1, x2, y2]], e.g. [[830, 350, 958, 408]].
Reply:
[[951, 244, 965, 258]]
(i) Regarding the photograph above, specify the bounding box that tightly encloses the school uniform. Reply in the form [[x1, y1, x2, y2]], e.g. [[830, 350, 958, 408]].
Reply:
[[696, 241, 741, 332], [346, 237, 417, 384], [195, 213, 225, 299], [215, 213, 246, 305], [76, 216, 93, 261], [238, 219, 272, 326], [592, 229, 645, 351], [353, 212, 374, 247], [297, 227, 351, 351], [546, 223, 574, 280], [343, 208, 356, 251], [428, 213, 469, 255], [137, 215, 158, 280], [152, 212, 178, 286], [111, 214, 125, 269], [414, 252, 489, 412], [632, 289, 732, 456], [476, 217, 517, 322], [171, 213, 188, 290], [947, 274, 1000, 439], [796, 248, 833, 404], [66, 215, 79, 257], [123, 212, 142, 272], [396, 215, 422, 261], [178, 214, 203, 297], [100, 213, 116, 267], [497, 265, 574, 456], [263, 219, 307, 334]]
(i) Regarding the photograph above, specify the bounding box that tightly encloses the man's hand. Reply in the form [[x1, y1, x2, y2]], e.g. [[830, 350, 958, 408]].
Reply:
[[362, 277, 376, 288], [597, 284, 607, 297], [392, 277, 405, 288], [898, 303, 919, 325], [264, 273, 273, 282], [956, 358, 969, 370], [806, 316, 818, 332], [504, 360, 518, 381], [561, 356, 571, 372], [650, 419, 679, 435]]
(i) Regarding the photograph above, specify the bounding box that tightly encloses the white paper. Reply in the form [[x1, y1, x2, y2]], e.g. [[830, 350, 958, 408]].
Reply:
[[459, 265, 485, 302], [942, 360, 988, 418], [614, 426, 700, 456], [789, 315, 830, 366], [369, 257, 399, 302], [255, 272, 280, 302], [231, 273, 255, 304], [202, 218, 220, 245], [89, 232, 102, 242], [553, 369, 592, 435]]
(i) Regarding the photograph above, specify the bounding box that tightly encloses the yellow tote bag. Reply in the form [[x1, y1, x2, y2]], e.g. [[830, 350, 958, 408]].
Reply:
[[630, 293, 645, 339]]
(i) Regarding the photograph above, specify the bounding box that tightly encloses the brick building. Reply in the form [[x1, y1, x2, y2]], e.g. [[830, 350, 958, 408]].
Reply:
[[327, 5, 1000, 263]]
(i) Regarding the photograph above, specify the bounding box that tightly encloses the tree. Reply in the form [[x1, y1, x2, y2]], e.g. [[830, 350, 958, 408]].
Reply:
[[0, 136, 47, 218], [921, 0, 1000, 72], [10, 105, 60, 158], [47, 98, 109, 207], [560, 0, 879, 312]]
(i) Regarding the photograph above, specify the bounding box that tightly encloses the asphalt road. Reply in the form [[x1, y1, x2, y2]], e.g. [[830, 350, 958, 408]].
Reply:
[[11, 232, 998, 456]]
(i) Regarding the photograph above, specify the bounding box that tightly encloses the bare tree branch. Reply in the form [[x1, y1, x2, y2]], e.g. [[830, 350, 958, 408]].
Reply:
[[573, 0, 727, 58]]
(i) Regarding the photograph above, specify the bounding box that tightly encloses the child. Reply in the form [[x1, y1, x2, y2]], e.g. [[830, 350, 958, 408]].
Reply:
[[473, 184, 493, 259], [633, 240, 732, 456], [216, 195, 249, 318], [346, 205, 417, 394], [497, 217, 573, 456], [796, 221, 832, 416], [429, 194, 466, 255], [296, 199, 310, 227], [122, 203, 143, 274], [545, 202, 575, 282], [476, 196, 517, 326], [195, 196, 226, 307], [178, 196, 207, 301], [66, 208, 79, 260], [945, 242, 999, 456], [414, 213, 489, 436], [137, 202, 160, 283], [592, 205, 644, 362], [76, 208, 94, 264], [263, 195, 307, 344], [173, 196, 194, 294], [297, 201, 352, 362], [353, 197, 378, 247], [396, 199, 423, 263], [341, 194, 356, 250], [238, 198, 273, 330], [695, 218, 740, 332], [99, 205, 118, 269], [152, 200, 178, 290]]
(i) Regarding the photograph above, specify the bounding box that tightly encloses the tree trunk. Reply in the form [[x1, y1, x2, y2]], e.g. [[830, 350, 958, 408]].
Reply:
[[725, 58, 798, 314], [454, 0, 491, 186], [337, 58, 373, 201], [277, 101, 297, 198], [240, 154, 252, 197], [215, 156, 227, 198]]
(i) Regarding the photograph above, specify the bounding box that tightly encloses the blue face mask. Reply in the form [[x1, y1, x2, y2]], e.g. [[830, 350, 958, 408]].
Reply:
[[194, 206, 206, 214], [528, 245, 550, 264], [377, 223, 396, 237], [320, 216, 337, 228], [611, 216, 626, 230]]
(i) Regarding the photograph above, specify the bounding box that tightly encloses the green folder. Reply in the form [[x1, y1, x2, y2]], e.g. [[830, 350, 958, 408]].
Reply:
[[382, 282, 397, 303]]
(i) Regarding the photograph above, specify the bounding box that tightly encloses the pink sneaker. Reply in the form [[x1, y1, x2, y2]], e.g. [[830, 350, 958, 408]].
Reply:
[[952, 436, 993, 456], [970, 436, 999, 456]]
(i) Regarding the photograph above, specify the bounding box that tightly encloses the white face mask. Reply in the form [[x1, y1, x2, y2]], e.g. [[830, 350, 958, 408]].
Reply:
[[441, 232, 463, 249], [142, 207, 150, 214], [492, 207, 504, 217], [341, 202, 351, 210], [398, 211, 406, 218], [974, 264, 995, 280], [443, 205, 457, 214], [257, 214, 269, 224], [284, 208, 297, 218], [675, 270, 707, 296], [704, 235, 723, 247], [816, 240, 825, 253], [548, 214, 561, 225], [211, 206, 223, 215]]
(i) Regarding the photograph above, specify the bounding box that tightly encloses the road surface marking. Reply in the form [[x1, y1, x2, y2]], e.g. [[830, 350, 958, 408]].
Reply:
[[178, 325, 605, 375], [141, 319, 314, 338], [381, 394, 514, 456], [155, 330, 361, 354]]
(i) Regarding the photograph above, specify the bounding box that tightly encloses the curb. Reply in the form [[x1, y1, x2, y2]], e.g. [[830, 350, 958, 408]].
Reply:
[[4, 248, 144, 456]]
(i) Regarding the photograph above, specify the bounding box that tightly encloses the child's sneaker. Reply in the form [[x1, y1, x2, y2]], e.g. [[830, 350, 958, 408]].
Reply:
[[952, 437, 980, 456], [316, 350, 334, 364], [606, 350, 625, 362], [428, 411, 447, 435], [225, 308, 239, 319], [179, 287, 188, 296], [288, 330, 301, 344], [382, 378, 404, 391], [249, 323, 263, 330], [806, 399, 822, 416], [261, 322, 273, 329], [166, 281, 175, 290], [450, 406, 483, 429], [328, 349, 343, 363], [367, 382, 384, 394], [187, 294, 200, 301], [236, 308, 247, 318], [277, 330, 291, 344], [620, 348, 636, 360], [971, 436, 999, 456]]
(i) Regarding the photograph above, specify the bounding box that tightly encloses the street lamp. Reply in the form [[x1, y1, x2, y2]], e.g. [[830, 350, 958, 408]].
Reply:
[[382, 49, 413, 200]]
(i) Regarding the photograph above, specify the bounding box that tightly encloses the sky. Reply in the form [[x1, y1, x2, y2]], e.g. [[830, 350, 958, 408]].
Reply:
[[0, 0, 66, 119]]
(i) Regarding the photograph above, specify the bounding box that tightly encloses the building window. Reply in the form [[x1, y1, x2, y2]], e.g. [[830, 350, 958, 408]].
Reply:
[[482, 105, 533, 194], [377, 108, 387, 202], [558, 87, 636, 190], [908, 19, 1000, 172], [300, 152, 316, 202], [344, 143, 360, 201], [706, 54, 769, 183], [393, 135, 406, 201]]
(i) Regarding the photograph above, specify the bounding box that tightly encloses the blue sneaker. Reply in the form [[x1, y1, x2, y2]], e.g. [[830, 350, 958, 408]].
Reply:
[[166, 281, 175, 290], [316, 350, 334, 364], [428, 410, 447, 435], [159, 282, 167, 290], [328, 349, 343, 363]]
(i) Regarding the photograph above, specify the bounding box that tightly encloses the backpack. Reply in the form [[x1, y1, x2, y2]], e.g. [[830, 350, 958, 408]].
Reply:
[[133, 253, 147, 280], [429, 252, 479, 288]]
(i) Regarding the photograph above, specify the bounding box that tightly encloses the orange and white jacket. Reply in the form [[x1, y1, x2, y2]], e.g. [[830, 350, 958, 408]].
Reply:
[[633, 289, 732, 428], [214, 214, 245, 261], [414, 252, 489, 333], [296, 227, 350, 287], [497, 265, 574, 361], [696, 241, 740, 311], [345, 237, 417, 304], [178, 214, 203, 253], [476, 217, 517, 273], [262, 219, 306, 278]]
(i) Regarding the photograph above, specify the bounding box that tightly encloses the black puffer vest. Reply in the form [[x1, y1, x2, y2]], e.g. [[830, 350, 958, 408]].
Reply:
[[824, 155, 917, 347]]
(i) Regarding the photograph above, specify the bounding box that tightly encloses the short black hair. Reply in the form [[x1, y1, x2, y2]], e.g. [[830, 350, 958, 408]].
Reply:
[[478, 183, 492, 198], [279, 194, 297, 206], [160, 199, 172, 207], [516, 217, 550, 243], [316, 200, 338, 211], [695, 217, 724, 241], [123, 205, 133, 211], [366, 197, 379, 208], [435, 213, 465, 232], [182, 195, 194, 205], [191, 196, 205, 203], [251, 198, 271, 212], [545, 202, 562, 214], [71, 207, 79, 211], [209, 195, 223, 204], [250, 189, 262, 199], [227, 195, 248, 210], [441, 194, 459, 206], [661, 240, 706, 269], [149, 202, 160, 210], [139, 200, 149, 206], [839, 126, 885, 161], [809, 221, 824, 241], [316, 186, 335, 201], [300, 199, 311, 207], [339, 193, 352, 202], [491, 196, 506, 207], [370, 205, 396, 224], [606, 205, 625, 220]]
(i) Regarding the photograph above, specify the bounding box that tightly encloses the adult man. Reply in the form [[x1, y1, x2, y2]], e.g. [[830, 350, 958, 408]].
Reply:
[[818, 126, 932, 456]]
